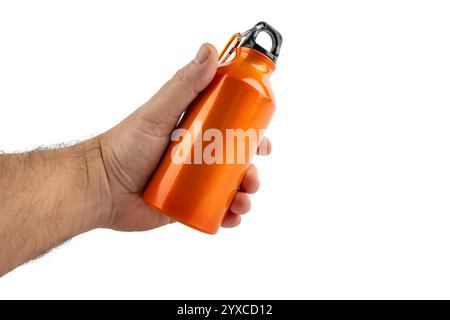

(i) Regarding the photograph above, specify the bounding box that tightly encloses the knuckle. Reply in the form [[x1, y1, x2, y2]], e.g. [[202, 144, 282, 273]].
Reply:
[[173, 63, 193, 82]]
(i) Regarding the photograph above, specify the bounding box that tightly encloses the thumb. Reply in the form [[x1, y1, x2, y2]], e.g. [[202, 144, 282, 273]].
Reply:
[[137, 43, 218, 134]]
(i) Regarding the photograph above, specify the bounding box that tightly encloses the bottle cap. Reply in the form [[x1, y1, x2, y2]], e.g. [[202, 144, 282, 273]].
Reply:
[[240, 21, 283, 63]]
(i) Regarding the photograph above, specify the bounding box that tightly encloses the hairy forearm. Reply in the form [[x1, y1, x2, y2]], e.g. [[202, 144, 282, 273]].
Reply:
[[0, 138, 111, 276]]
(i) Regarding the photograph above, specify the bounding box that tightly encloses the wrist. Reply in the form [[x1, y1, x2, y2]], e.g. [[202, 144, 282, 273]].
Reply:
[[73, 137, 114, 230], [0, 137, 115, 275], [0, 141, 113, 275]]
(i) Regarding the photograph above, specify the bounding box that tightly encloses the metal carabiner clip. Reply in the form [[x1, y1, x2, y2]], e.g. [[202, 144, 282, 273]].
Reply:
[[218, 33, 242, 65], [218, 22, 265, 65]]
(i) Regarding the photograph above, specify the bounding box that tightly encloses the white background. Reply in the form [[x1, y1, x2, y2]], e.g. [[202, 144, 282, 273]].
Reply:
[[1, 0, 450, 299]]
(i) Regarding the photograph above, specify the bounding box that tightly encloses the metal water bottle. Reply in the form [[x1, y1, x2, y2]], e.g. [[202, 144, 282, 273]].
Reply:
[[143, 21, 282, 234]]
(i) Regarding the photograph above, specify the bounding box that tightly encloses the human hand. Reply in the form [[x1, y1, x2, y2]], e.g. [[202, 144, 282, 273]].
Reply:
[[96, 43, 272, 231], [0, 43, 273, 275]]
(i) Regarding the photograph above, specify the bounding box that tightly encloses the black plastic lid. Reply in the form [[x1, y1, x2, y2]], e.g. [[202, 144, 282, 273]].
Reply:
[[240, 21, 283, 63]]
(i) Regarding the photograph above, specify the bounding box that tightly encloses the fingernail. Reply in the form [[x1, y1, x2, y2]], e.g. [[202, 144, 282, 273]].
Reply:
[[195, 44, 211, 64]]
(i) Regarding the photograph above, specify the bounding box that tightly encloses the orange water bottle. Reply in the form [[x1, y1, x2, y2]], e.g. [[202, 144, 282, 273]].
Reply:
[[143, 21, 282, 234]]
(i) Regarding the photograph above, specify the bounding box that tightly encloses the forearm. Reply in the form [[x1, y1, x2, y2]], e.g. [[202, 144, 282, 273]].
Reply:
[[0, 138, 111, 275]]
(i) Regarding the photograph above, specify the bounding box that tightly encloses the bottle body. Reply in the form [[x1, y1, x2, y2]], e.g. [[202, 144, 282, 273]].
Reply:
[[143, 47, 276, 234]]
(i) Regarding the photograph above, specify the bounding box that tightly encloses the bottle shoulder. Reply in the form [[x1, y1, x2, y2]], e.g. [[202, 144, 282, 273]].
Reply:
[[216, 64, 275, 102]]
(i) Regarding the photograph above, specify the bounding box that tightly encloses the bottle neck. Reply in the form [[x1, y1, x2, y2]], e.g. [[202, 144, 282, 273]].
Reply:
[[231, 47, 276, 77]]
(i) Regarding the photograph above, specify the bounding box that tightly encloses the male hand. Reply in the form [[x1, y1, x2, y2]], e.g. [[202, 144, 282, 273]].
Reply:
[[0, 43, 272, 275]]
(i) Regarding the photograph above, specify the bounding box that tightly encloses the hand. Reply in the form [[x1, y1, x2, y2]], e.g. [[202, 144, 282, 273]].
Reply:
[[0, 43, 272, 275], [97, 43, 272, 231]]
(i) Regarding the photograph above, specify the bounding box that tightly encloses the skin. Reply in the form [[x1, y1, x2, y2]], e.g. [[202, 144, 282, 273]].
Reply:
[[0, 43, 272, 276]]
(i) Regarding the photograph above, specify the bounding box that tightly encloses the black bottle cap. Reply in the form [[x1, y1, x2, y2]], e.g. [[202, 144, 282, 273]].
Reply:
[[240, 21, 283, 63]]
